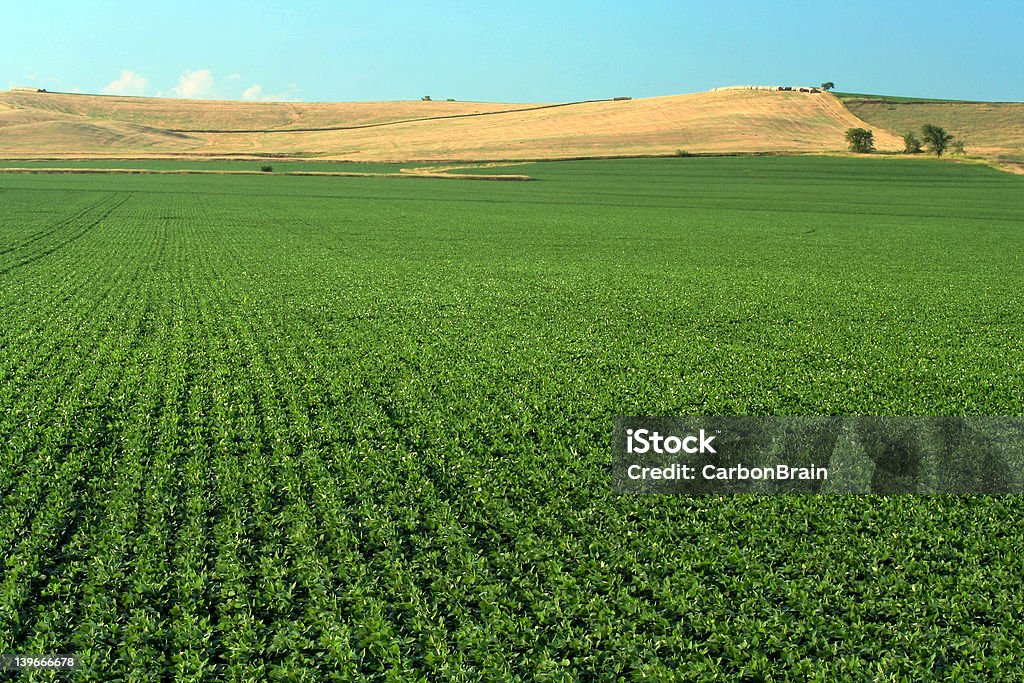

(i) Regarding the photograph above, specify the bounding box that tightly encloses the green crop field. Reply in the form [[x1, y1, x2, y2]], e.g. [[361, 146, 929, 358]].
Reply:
[[2, 157, 1023, 680], [0, 160, 411, 173]]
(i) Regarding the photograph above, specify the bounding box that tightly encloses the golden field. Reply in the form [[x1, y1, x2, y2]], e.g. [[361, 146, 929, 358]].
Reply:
[[0, 89, 903, 161]]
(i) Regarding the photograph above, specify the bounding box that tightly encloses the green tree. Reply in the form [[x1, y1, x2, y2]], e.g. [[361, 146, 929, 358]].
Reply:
[[921, 124, 954, 156], [902, 131, 923, 154], [820, 82, 835, 92], [845, 128, 875, 153]]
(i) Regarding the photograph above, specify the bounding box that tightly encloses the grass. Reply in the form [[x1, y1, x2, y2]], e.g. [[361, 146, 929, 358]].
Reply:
[[1, 156, 1023, 679], [840, 97, 1024, 161], [834, 92, 983, 103], [0, 159, 532, 181], [0, 159, 410, 172]]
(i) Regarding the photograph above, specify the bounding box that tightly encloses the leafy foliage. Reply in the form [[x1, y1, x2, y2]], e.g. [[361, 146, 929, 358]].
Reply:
[[902, 131, 923, 154], [921, 123, 955, 156], [1, 157, 1024, 679], [845, 127, 875, 153]]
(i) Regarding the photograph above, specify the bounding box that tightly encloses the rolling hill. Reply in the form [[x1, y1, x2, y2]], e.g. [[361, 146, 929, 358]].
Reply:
[[838, 93, 1024, 162], [0, 88, 903, 161]]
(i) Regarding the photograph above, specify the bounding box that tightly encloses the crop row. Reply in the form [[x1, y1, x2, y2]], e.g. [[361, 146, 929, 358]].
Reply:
[[1, 158, 1023, 679]]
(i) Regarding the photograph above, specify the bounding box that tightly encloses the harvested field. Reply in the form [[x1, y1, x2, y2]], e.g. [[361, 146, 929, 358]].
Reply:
[[0, 90, 540, 131], [0, 88, 900, 161]]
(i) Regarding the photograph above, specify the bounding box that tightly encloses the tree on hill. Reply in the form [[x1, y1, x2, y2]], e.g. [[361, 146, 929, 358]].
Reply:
[[921, 124, 954, 156], [902, 131, 923, 154], [845, 128, 875, 153], [820, 82, 835, 92]]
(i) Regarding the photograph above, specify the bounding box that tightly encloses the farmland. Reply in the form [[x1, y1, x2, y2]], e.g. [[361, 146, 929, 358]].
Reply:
[[0, 88, 900, 160], [838, 93, 1024, 162], [2, 156, 1024, 679]]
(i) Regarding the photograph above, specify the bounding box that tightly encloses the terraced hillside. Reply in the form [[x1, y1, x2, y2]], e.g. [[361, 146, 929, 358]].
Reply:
[[0, 88, 899, 161]]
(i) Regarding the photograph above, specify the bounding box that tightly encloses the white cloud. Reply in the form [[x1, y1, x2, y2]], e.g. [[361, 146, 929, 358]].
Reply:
[[102, 70, 148, 96], [169, 69, 215, 99], [241, 83, 299, 102], [140, 69, 298, 102]]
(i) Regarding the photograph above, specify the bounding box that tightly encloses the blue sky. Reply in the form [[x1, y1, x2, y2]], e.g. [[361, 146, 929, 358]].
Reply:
[[3, 1, 1022, 102]]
